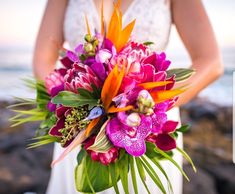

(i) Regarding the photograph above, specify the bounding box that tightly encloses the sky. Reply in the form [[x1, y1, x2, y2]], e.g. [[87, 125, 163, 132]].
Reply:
[[0, 0, 235, 49]]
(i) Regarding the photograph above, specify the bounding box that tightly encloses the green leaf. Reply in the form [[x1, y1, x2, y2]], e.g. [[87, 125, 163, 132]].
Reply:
[[87, 120, 113, 153], [117, 153, 129, 194], [109, 163, 120, 194], [27, 135, 59, 148], [77, 147, 86, 165], [166, 68, 195, 82], [135, 157, 150, 194], [145, 142, 173, 160], [176, 124, 191, 133], [84, 156, 96, 194], [140, 156, 166, 194], [130, 156, 138, 194], [148, 156, 173, 193], [143, 41, 155, 46], [176, 147, 197, 172], [75, 152, 120, 193], [155, 147, 189, 181], [52, 91, 98, 109]]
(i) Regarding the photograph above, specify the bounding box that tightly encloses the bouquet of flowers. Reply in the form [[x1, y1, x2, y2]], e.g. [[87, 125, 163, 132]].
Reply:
[[10, 1, 196, 193]]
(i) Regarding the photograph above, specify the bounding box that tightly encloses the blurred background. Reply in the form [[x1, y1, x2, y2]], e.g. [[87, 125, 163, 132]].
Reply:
[[0, 0, 234, 194]]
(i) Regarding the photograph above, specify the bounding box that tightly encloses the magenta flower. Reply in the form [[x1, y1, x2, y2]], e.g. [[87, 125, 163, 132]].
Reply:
[[143, 52, 171, 72], [84, 136, 119, 165], [106, 115, 152, 157], [147, 120, 179, 151], [64, 63, 102, 92], [66, 44, 84, 63]]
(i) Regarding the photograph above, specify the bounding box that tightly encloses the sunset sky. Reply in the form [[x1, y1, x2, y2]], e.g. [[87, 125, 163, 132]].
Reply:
[[0, 0, 234, 48]]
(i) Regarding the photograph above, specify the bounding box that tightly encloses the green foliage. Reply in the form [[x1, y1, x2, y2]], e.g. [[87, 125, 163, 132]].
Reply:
[[166, 68, 195, 82], [87, 120, 113, 153], [75, 148, 120, 193], [176, 124, 191, 133], [52, 90, 99, 110], [143, 41, 155, 46]]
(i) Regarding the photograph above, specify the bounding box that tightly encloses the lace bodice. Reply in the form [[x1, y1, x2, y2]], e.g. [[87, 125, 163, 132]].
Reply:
[[64, 0, 172, 51]]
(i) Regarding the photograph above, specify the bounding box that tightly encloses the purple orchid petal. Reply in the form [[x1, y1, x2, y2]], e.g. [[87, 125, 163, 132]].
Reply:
[[106, 118, 127, 148], [136, 115, 152, 138], [155, 134, 176, 151], [90, 62, 106, 81], [75, 44, 84, 55], [47, 101, 56, 112], [162, 121, 179, 133], [95, 49, 112, 63], [66, 50, 79, 62], [125, 139, 146, 157], [151, 112, 167, 133], [84, 57, 96, 66]]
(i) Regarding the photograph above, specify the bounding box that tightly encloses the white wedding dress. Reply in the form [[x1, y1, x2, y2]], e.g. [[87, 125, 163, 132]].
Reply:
[[46, 0, 183, 194]]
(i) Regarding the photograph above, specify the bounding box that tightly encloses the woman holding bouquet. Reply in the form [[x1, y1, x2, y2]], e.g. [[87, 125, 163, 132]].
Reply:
[[33, 0, 223, 193]]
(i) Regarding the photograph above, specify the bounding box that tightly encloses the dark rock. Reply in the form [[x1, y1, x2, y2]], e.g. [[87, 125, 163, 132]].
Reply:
[[204, 164, 235, 194], [183, 164, 218, 194]]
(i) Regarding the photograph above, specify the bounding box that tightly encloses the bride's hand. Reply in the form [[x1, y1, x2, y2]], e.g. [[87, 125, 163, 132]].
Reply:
[[171, 0, 224, 106]]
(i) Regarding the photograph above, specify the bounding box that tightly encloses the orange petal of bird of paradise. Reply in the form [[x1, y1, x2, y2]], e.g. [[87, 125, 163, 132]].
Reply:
[[106, 1, 135, 52], [85, 117, 101, 137], [138, 81, 173, 90], [101, 65, 125, 111], [108, 105, 134, 113], [150, 88, 187, 103], [51, 130, 87, 167]]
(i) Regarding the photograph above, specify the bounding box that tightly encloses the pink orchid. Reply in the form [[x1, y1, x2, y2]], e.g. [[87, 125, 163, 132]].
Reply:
[[106, 115, 152, 157]]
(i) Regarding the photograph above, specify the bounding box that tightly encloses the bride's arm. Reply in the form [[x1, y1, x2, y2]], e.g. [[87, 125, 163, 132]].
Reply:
[[33, 0, 68, 80], [171, 0, 224, 106]]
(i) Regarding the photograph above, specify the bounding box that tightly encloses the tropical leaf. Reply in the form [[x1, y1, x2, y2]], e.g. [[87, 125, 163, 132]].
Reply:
[[176, 124, 191, 133], [140, 156, 166, 194], [135, 157, 150, 194], [52, 91, 98, 109], [166, 68, 195, 82], [130, 156, 138, 194], [176, 147, 197, 172], [87, 119, 113, 153], [155, 147, 189, 181], [75, 148, 121, 193], [27, 135, 59, 149], [148, 156, 173, 193], [117, 152, 129, 194], [109, 163, 120, 194]]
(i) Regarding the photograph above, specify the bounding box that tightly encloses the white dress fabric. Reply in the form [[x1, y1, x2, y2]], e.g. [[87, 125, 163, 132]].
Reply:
[[46, 0, 183, 194]]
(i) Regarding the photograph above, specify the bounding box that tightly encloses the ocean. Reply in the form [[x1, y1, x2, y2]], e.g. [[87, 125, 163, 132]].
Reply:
[[0, 46, 234, 106]]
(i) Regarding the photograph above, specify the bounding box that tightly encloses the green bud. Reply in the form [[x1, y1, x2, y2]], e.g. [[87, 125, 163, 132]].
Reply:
[[85, 34, 92, 42]]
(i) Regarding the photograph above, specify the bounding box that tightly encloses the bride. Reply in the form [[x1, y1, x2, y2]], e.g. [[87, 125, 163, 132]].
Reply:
[[33, 0, 223, 193]]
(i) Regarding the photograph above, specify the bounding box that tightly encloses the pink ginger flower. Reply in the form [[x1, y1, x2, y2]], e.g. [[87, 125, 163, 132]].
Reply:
[[84, 136, 119, 165], [64, 63, 102, 92], [45, 71, 64, 96]]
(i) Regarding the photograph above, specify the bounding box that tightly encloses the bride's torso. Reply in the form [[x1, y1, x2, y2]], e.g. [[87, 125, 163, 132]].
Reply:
[[64, 0, 172, 51]]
